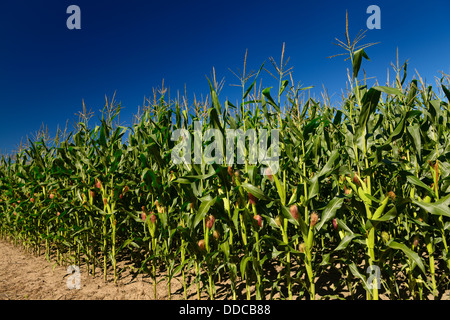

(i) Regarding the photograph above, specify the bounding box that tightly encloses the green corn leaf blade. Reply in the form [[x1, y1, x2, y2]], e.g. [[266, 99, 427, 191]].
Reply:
[[373, 86, 405, 97], [272, 173, 286, 205], [209, 107, 224, 135], [243, 62, 265, 100], [406, 80, 418, 106], [333, 110, 343, 126], [355, 88, 381, 140], [428, 99, 442, 121], [335, 233, 360, 251], [319, 252, 331, 266], [299, 98, 313, 120], [308, 176, 319, 201], [406, 174, 434, 197], [348, 262, 371, 293], [279, 80, 289, 97], [335, 218, 355, 234], [315, 197, 344, 231], [406, 124, 422, 159], [412, 194, 450, 217], [303, 117, 320, 138], [399, 61, 408, 86], [240, 256, 252, 277], [193, 197, 216, 229], [387, 240, 426, 274], [241, 182, 271, 201], [243, 82, 255, 101], [389, 112, 408, 142], [207, 78, 221, 115], [370, 205, 398, 222], [352, 48, 370, 79], [308, 150, 339, 201], [98, 120, 108, 148], [317, 149, 340, 177], [442, 83, 450, 102], [119, 239, 140, 252], [262, 87, 281, 113]]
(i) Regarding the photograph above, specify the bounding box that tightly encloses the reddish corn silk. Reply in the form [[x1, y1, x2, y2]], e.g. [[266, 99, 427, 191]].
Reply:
[[289, 205, 299, 221], [95, 178, 102, 189], [352, 173, 361, 186], [388, 191, 396, 201], [254, 215, 263, 228], [310, 212, 319, 227], [150, 213, 157, 224], [298, 242, 306, 253], [333, 218, 337, 230], [265, 167, 273, 181], [413, 236, 420, 248], [206, 215, 215, 229], [344, 185, 352, 195], [227, 166, 233, 177], [141, 206, 147, 221], [248, 192, 257, 206], [198, 239, 206, 251]]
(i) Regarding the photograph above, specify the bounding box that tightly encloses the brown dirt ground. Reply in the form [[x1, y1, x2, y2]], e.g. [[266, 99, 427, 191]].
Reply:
[[0, 238, 189, 300]]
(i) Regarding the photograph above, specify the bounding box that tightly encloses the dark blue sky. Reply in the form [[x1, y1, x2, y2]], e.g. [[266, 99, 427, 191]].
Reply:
[[1, 0, 449, 155]]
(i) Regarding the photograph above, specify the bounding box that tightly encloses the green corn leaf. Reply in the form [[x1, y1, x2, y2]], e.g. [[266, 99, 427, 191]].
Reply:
[[387, 240, 426, 274], [370, 205, 397, 222], [348, 262, 371, 293], [243, 62, 265, 100], [352, 48, 370, 79], [412, 194, 450, 217], [406, 174, 434, 197], [442, 83, 450, 101], [279, 80, 289, 97], [241, 182, 271, 201], [207, 78, 221, 115], [193, 197, 216, 229], [262, 87, 281, 113], [355, 88, 381, 140], [335, 233, 360, 251], [315, 197, 344, 231], [374, 86, 405, 97], [240, 256, 252, 278], [406, 124, 422, 159], [406, 80, 418, 106]]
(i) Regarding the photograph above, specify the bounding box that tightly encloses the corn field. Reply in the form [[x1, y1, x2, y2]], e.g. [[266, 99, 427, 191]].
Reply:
[[1, 33, 450, 300]]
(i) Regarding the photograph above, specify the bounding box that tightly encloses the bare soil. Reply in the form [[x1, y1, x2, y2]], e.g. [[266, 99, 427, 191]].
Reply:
[[0, 238, 188, 300]]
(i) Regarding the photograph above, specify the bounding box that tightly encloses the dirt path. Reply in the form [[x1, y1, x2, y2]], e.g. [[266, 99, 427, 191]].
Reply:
[[0, 238, 193, 300]]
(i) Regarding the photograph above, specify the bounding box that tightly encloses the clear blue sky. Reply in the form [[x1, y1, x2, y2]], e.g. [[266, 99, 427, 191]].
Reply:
[[1, 0, 449, 155]]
